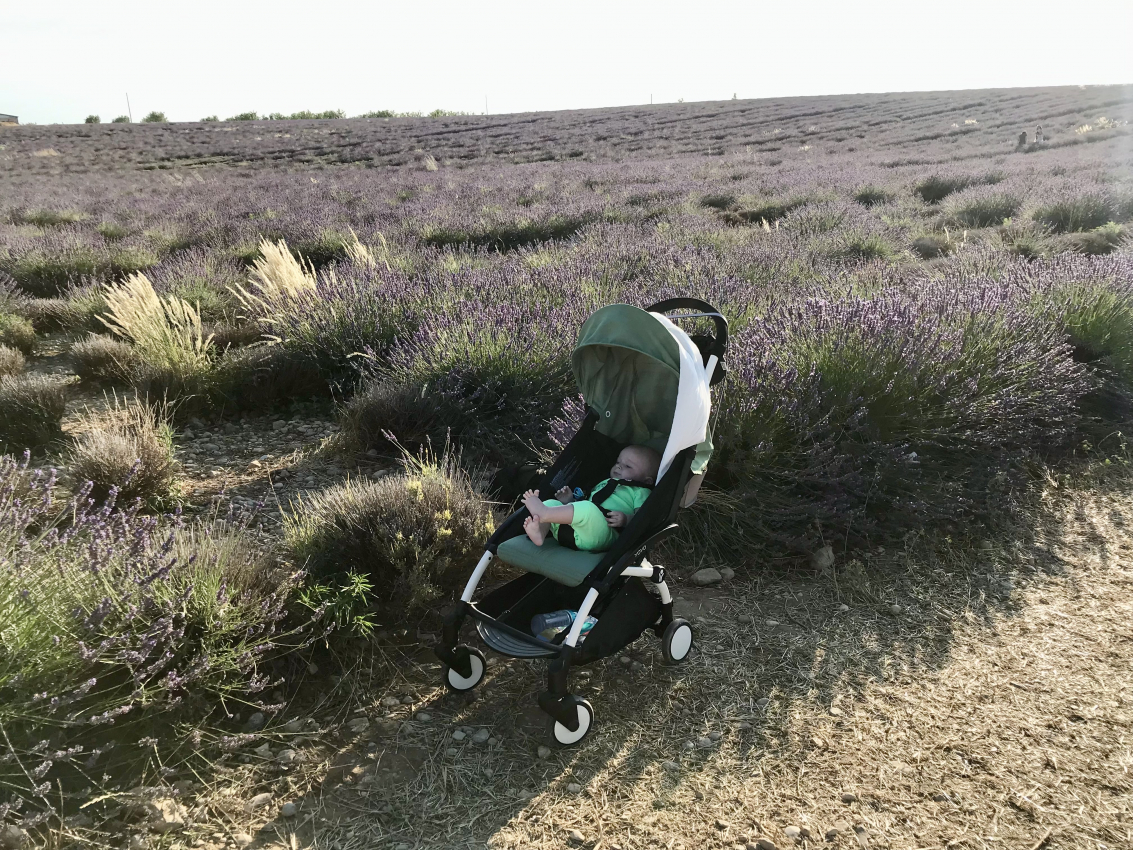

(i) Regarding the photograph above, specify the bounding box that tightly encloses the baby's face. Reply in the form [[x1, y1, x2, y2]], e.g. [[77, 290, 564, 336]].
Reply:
[[611, 448, 654, 483]]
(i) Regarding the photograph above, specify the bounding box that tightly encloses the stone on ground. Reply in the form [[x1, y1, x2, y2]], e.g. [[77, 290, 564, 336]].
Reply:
[[690, 567, 723, 586], [146, 799, 188, 834], [280, 801, 297, 818], [811, 545, 835, 570], [246, 792, 273, 811]]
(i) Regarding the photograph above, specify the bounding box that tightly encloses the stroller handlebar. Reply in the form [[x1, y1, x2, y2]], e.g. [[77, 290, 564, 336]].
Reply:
[[645, 298, 729, 359]]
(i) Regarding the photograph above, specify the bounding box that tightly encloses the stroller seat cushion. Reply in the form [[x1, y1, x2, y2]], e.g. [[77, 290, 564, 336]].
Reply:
[[495, 535, 604, 587]]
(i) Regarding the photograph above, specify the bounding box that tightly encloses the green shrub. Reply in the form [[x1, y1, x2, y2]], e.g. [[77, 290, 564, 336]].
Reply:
[[284, 445, 495, 617], [1040, 282, 1133, 384], [201, 115, 219, 122], [97, 220, 131, 241], [20, 286, 107, 333], [358, 110, 396, 118], [699, 194, 736, 210], [84, 115, 101, 124], [15, 209, 88, 227], [1033, 195, 1116, 233], [722, 198, 806, 225], [111, 115, 130, 123], [66, 396, 179, 508], [0, 345, 25, 378], [421, 215, 594, 252], [427, 109, 468, 118], [832, 233, 897, 261], [142, 111, 167, 123], [912, 232, 960, 259], [209, 344, 327, 412], [71, 334, 140, 384], [292, 230, 353, 268], [208, 320, 265, 351], [915, 174, 979, 204], [853, 186, 892, 207], [0, 313, 37, 353], [1063, 223, 1127, 256], [341, 379, 462, 456], [950, 193, 1022, 228], [998, 221, 1054, 259], [0, 375, 67, 452], [4, 245, 158, 297], [227, 111, 259, 121]]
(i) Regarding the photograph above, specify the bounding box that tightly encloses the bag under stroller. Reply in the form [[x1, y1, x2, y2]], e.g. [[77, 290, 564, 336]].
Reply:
[[433, 298, 728, 746]]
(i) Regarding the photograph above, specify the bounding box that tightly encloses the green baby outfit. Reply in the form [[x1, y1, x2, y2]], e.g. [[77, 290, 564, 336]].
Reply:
[[543, 478, 652, 552]]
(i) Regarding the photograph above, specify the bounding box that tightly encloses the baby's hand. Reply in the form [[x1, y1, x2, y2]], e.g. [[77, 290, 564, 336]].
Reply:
[[555, 486, 574, 503], [606, 511, 628, 528]]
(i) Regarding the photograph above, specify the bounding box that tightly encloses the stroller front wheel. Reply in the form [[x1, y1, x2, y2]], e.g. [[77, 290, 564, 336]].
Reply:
[[443, 645, 486, 691], [547, 698, 594, 747], [662, 619, 694, 664]]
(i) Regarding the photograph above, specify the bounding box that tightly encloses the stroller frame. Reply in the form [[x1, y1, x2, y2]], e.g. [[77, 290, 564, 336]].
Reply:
[[434, 299, 728, 746]]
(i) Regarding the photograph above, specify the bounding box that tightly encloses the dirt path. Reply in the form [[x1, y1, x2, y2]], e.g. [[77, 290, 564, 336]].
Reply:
[[123, 477, 1129, 850]]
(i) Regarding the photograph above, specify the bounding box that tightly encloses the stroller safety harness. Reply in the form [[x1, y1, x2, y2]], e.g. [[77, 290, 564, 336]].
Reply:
[[433, 298, 728, 747]]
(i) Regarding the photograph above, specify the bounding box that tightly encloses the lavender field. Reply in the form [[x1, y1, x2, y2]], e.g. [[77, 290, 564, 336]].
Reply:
[[2, 85, 1133, 847]]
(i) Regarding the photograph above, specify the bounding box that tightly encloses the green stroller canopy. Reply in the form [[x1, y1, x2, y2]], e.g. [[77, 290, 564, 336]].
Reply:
[[571, 304, 713, 479]]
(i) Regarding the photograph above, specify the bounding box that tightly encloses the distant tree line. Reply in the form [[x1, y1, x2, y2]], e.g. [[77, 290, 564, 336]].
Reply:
[[82, 109, 472, 124]]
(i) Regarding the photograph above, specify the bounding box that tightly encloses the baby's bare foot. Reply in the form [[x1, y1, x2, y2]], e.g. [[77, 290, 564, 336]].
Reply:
[[522, 489, 544, 514], [523, 515, 546, 546]]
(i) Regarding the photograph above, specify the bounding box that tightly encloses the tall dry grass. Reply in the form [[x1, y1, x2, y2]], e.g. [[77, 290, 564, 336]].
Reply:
[[231, 238, 317, 315], [98, 272, 213, 371]]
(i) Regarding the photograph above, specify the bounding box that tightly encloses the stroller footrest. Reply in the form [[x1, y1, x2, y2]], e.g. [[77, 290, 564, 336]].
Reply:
[[476, 619, 558, 658], [495, 536, 604, 587]]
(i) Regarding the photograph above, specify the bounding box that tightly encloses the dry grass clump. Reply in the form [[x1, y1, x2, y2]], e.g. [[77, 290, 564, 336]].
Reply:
[[284, 443, 495, 616], [0, 375, 67, 452], [99, 272, 213, 370], [0, 345, 25, 378], [71, 334, 141, 384], [0, 312, 37, 354], [67, 395, 179, 507], [343, 228, 389, 270], [231, 238, 317, 315]]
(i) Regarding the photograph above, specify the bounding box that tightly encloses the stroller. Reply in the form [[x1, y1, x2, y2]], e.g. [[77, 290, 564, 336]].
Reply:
[[433, 298, 728, 747]]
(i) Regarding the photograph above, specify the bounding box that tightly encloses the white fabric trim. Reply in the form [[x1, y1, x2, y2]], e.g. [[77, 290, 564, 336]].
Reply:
[[650, 312, 711, 481]]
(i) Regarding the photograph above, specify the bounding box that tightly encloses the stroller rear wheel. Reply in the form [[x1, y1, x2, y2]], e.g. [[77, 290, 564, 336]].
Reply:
[[443, 645, 486, 692], [546, 697, 594, 747], [662, 618, 694, 664]]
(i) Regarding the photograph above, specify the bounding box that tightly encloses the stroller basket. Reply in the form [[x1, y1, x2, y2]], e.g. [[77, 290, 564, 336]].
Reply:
[[476, 621, 556, 658]]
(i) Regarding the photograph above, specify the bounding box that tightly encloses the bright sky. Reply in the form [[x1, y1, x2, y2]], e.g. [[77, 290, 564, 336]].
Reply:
[[3, 0, 1131, 124]]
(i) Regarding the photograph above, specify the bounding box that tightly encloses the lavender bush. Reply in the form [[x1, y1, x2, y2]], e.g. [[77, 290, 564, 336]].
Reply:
[[0, 453, 310, 820]]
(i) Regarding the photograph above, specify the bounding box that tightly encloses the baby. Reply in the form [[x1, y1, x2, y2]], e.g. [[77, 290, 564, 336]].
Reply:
[[522, 445, 662, 552]]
